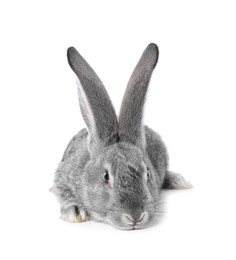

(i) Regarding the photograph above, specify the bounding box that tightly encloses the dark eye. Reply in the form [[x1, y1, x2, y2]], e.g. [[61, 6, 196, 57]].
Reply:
[[104, 169, 109, 184], [147, 167, 150, 181]]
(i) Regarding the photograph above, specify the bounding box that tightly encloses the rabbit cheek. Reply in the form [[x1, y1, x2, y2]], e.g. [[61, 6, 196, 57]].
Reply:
[[87, 185, 111, 211]]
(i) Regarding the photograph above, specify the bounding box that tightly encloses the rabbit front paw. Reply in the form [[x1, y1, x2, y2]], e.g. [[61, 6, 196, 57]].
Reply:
[[60, 206, 90, 223], [76, 209, 90, 223]]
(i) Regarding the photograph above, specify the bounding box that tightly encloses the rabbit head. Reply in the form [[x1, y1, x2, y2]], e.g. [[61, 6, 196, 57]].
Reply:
[[67, 44, 161, 229]]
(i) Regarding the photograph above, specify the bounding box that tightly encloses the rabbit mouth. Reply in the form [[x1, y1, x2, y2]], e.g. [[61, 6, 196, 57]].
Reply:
[[104, 211, 150, 230], [112, 222, 148, 230]]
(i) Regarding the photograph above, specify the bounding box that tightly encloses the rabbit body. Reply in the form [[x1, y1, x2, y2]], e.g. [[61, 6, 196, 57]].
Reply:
[[54, 126, 167, 228], [53, 43, 191, 229]]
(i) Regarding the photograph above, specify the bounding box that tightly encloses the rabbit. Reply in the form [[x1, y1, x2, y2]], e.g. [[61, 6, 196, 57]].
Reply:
[[52, 43, 192, 230]]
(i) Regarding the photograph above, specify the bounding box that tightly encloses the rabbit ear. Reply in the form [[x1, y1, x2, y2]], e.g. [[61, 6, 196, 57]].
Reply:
[[118, 43, 159, 150], [67, 47, 118, 154]]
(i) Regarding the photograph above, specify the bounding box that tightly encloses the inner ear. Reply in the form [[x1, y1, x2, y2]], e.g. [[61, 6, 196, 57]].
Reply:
[[76, 79, 102, 154]]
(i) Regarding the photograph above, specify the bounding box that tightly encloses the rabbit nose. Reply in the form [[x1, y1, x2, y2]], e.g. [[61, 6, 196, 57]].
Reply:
[[125, 212, 146, 225]]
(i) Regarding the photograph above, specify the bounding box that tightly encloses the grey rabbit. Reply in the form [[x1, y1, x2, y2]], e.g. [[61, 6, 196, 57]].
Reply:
[[53, 43, 192, 229]]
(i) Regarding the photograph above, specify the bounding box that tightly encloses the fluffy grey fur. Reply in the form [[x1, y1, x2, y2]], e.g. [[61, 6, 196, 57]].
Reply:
[[53, 43, 192, 230]]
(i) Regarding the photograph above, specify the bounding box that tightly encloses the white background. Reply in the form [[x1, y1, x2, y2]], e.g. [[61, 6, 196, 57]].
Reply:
[[0, 0, 235, 259]]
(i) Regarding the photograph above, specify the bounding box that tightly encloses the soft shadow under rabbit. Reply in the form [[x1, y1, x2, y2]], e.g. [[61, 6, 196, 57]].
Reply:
[[52, 43, 192, 230]]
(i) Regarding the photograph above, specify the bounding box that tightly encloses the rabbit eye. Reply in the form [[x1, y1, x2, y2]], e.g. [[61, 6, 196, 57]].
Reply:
[[146, 167, 150, 182], [104, 170, 110, 184]]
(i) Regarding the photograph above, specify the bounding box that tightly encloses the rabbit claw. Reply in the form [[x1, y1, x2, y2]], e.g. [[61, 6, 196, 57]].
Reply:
[[60, 206, 90, 223], [77, 210, 90, 223]]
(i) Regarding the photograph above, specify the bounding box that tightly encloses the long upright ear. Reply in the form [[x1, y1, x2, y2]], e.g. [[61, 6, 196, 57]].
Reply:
[[67, 47, 118, 154], [118, 43, 159, 150]]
